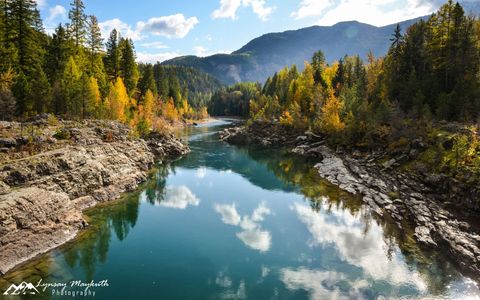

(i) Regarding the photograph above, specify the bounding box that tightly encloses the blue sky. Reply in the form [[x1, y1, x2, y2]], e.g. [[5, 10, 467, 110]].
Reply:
[[34, 0, 445, 63]]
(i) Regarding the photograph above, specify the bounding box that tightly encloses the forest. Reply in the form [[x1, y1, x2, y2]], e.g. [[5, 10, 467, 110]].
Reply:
[[0, 0, 214, 135], [210, 0, 480, 173]]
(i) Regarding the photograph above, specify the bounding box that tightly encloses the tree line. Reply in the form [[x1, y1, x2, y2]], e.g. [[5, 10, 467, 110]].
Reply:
[[0, 0, 210, 135]]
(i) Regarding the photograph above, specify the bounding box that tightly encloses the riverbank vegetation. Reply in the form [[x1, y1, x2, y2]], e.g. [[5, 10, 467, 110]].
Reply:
[[0, 0, 212, 136], [209, 0, 480, 176]]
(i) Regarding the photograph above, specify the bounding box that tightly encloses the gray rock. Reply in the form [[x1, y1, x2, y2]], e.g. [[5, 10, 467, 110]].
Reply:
[[0, 120, 190, 275], [0, 138, 16, 148], [414, 226, 437, 246]]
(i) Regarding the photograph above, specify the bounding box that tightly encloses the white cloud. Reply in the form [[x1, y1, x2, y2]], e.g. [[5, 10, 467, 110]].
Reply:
[[137, 14, 199, 39], [280, 268, 369, 300], [251, 201, 271, 222], [214, 203, 242, 225], [236, 229, 271, 252], [195, 167, 208, 178], [99, 18, 142, 41], [194, 46, 232, 57], [291, 202, 428, 289], [47, 5, 66, 22], [140, 41, 169, 49], [315, 0, 434, 26], [158, 185, 200, 209], [291, 0, 438, 26], [291, 0, 336, 20], [99, 14, 198, 42], [215, 276, 247, 299], [212, 0, 242, 19], [34, 0, 47, 8], [243, 0, 275, 21], [136, 51, 181, 63], [214, 202, 272, 252], [212, 0, 274, 21], [194, 46, 209, 57]]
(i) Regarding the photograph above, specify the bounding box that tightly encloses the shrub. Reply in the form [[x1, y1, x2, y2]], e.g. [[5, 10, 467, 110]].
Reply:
[[53, 128, 71, 140]]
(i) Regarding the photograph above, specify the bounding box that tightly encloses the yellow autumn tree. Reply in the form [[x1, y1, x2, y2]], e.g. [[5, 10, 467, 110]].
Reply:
[[163, 97, 178, 122], [107, 77, 129, 122], [143, 89, 155, 125], [87, 76, 101, 118], [320, 89, 345, 133], [297, 62, 315, 119]]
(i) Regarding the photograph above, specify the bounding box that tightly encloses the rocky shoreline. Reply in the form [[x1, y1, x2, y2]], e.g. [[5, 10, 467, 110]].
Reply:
[[220, 122, 480, 282], [0, 119, 189, 275]]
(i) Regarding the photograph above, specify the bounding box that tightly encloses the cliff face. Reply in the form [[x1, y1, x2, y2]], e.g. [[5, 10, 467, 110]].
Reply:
[[0, 119, 189, 275]]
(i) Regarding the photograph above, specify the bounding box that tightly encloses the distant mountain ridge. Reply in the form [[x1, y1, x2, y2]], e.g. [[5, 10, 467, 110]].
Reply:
[[163, 1, 480, 85]]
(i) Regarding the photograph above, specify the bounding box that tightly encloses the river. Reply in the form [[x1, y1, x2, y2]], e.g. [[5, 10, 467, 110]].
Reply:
[[0, 119, 478, 299]]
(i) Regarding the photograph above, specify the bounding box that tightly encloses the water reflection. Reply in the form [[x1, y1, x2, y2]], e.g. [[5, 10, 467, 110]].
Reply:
[[1, 120, 478, 300], [60, 194, 141, 281], [214, 202, 272, 252], [157, 185, 200, 209]]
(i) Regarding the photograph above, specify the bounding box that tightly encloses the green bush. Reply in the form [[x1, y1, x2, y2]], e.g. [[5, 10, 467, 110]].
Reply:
[[53, 128, 71, 140]]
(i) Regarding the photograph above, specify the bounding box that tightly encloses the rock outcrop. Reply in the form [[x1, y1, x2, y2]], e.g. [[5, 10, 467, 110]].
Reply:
[[0, 120, 189, 275]]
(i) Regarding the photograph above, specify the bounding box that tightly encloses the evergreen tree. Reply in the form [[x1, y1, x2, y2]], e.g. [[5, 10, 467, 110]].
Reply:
[[62, 56, 81, 117], [68, 0, 86, 48], [12, 70, 30, 115], [30, 66, 50, 113], [119, 38, 138, 96], [0, 88, 16, 120], [0, 0, 16, 72], [138, 64, 157, 96], [9, 0, 42, 74], [104, 29, 120, 81], [311, 50, 327, 87], [78, 73, 99, 118], [86, 15, 103, 75], [45, 24, 73, 81]]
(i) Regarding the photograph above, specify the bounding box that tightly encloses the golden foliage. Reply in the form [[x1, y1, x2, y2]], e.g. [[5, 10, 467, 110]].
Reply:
[[320, 89, 345, 133]]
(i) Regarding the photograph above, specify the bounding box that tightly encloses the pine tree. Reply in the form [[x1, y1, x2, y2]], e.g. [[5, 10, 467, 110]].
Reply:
[[119, 38, 138, 96], [138, 64, 157, 96], [45, 24, 73, 82], [9, 0, 42, 74], [104, 29, 120, 81], [0, 88, 16, 120], [0, 69, 16, 120], [311, 50, 327, 87], [12, 70, 30, 115], [0, 0, 17, 72], [86, 15, 103, 75], [30, 66, 50, 113], [68, 0, 86, 48], [62, 56, 81, 117], [78, 73, 100, 118]]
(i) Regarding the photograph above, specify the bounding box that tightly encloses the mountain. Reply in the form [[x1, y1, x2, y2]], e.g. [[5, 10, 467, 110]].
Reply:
[[162, 18, 420, 85], [163, 2, 480, 85]]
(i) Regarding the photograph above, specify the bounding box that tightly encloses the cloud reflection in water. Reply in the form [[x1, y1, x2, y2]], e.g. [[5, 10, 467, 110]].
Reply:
[[289, 202, 428, 292], [158, 185, 200, 209], [214, 202, 272, 252]]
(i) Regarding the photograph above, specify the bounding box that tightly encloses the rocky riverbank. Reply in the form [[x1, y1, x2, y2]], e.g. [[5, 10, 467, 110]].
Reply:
[[0, 118, 189, 275], [220, 121, 480, 281]]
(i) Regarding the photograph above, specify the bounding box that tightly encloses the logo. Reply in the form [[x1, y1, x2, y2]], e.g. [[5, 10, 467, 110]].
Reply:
[[3, 281, 40, 296], [3, 279, 109, 297]]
